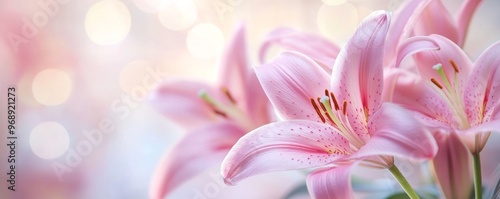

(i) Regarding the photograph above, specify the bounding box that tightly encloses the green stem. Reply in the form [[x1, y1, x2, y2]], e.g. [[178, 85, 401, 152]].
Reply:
[[473, 153, 482, 199], [388, 165, 420, 199]]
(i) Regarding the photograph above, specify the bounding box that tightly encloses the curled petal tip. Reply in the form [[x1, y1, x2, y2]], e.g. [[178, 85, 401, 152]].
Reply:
[[371, 9, 391, 21], [223, 177, 235, 186]]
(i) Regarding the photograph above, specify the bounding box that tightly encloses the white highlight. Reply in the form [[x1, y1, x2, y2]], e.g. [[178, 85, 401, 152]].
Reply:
[[32, 68, 72, 106], [30, 122, 70, 160], [85, 0, 131, 45]]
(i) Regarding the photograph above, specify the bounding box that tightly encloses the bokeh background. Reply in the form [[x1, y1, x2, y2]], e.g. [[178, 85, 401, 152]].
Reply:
[[1, 0, 500, 198]]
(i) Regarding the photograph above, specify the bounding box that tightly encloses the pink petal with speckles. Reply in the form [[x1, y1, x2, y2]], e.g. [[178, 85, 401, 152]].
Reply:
[[351, 103, 437, 161], [464, 41, 500, 126], [221, 120, 351, 185]]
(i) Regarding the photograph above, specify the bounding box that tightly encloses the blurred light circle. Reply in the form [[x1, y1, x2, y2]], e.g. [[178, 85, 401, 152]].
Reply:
[[32, 69, 72, 106], [158, 0, 197, 31], [317, 2, 358, 45], [322, 0, 347, 6], [186, 23, 224, 59], [119, 60, 151, 93], [30, 122, 70, 160], [85, 0, 131, 45], [133, 0, 172, 13]]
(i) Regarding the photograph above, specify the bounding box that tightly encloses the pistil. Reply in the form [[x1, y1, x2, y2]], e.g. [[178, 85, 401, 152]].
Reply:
[[429, 62, 470, 128]]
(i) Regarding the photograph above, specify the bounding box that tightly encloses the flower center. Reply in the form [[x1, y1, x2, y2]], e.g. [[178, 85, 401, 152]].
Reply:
[[310, 89, 365, 150], [198, 87, 254, 131], [429, 60, 470, 129]]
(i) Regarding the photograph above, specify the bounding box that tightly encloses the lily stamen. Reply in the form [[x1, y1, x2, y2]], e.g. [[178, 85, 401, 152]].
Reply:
[[330, 92, 340, 110], [431, 78, 443, 89], [311, 98, 326, 123], [450, 59, 459, 73], [213, 109, 227, 118], [342, 100, 347, 116], [221, 87, 237, 104], [319, 96, 336, 123]]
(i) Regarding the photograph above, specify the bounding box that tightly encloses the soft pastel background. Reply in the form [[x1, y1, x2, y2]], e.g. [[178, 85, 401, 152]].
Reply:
[[1, 0, 500, 198]]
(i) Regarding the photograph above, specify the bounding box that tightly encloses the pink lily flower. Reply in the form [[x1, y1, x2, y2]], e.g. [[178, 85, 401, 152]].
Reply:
[[394, 33, 500, 154], [148, 23, 271, 199], [148, 23, 342, 198], [387, 1, 482, 197], [393, 34, 500, 198], [413, 0, 483, 47], [221, 11, 437, 198]]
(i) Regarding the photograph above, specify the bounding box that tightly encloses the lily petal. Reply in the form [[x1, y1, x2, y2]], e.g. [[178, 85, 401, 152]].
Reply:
[[385, 0, 432, 66], [259, 27, 340, 72], [432, 132, 472, 199], [331, 10, 389, 116], [255, 51, 330, 121], [330, 11, 390, 141], [216, 22, 250, 105], [149, 121, 244, 199], [465, 41, 500, 126], [456, 0, 483, 46], [307, 165, 354, 199], [413, 0, 459, 44], [221, 120, 351, 185], [385, 36, 439, 103], [150, 80, 221, 128], [244, 70, 272, 127], [460, 119, 500, 136], [395, 36, 440, 68], [352, 103, 437, 161]]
